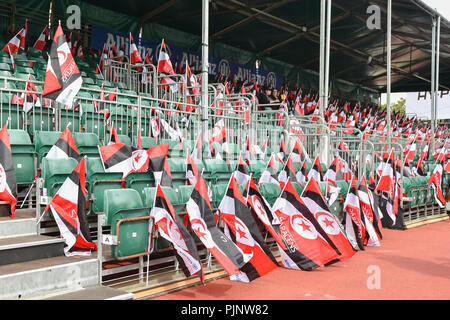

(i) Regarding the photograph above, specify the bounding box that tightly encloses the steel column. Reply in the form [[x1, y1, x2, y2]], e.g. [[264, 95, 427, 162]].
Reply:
[[386, 0, 392, 148], [201, 0, 209, 156], [431, 17, 436, 154]]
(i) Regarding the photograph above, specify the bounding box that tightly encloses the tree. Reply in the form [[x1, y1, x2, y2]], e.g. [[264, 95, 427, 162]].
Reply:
[[380, 97, 406, 117]]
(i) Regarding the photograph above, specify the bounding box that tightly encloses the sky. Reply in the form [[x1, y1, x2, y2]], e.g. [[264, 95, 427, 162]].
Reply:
[[380, 1, 450, 118]]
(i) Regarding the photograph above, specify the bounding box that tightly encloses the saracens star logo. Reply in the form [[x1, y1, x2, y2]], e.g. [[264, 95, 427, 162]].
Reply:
[[290, 213, 318, 240], [190, 218, 214, 249], [315, 211, 341, 235], [131, 149, 148, 171]]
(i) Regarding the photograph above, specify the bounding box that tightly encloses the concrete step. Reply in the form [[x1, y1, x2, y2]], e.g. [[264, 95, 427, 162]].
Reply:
[[0, 235, 64, 266], [0, 255, 98, 300], [42, 285, 134, 300], [0, 209, 37, 239]]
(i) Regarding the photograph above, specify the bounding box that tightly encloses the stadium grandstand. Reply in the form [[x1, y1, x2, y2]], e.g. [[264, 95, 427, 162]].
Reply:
[[0, 0, 449, 301]]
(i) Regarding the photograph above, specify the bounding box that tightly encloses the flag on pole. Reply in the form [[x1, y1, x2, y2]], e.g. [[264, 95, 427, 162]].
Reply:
[[42, 23, 82, 108], [219, 175, 278, 282], [151, 184, 204, 282], [186, 174, 247, 276], [0, 124, 17, 218], [44, 158, 97, 256]]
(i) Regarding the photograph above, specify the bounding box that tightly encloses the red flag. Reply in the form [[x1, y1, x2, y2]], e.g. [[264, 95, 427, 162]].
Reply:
[[2, 28, 23, 55], [151, 185, 204, 282], [300, 177, 356, 260], [219, 176, 278, 282], [186, 174, 247, 276], [272, 180, 341, 269], [42, 23, 82, 108], [344, 177, 365, 251], [129, 33, 143, 64], [45, 158, 97, 256], [46, 126, 81, 162], [33, 25, 49, 51], [0, 124, 17, 218]]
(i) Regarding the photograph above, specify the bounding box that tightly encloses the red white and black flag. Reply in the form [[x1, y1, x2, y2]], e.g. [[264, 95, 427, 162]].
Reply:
[[209, 119, 227, 157], [277, 135, 286, 163], [219, 175, 278, 282], [42, 23, 82, 108], [186, 152, 199, 186], [2, 28, 24, 55], [108, 123, 121, 145], [308, 155, 323, 182], [99, 143, 172, 186], [186, 174, 247, 276], [129, 33, 143, 65], [296, 159, 308, 184], [428, 163, 446, 208], [272, 180, 341, 270], [300, 177, 356, 261], [375, 148, 397, 227], [33, 25, 48, 52], [278, 153, 298, 189], [185, 60, 199, 110], [290, 139, 308, 164], [0, 124, 17, 218], [11, 75, 41, 113], [258, 154, 280, 185], [245, 177, 285, 249], [45, 126, 81, 162], [151, 184, 204, 282], [7, 45, 14, 73], [44, 158, 97, 256], [157, 39, 178, 92], [234, 156, 251, 185], [344, 176, 365, 251], [323, 156, 342, 186], [358, 176, 382, 245]]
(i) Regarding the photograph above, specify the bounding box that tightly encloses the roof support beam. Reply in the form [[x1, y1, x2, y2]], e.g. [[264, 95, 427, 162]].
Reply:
[[141, 0, 180, 23], [211, 0, 293, 40]]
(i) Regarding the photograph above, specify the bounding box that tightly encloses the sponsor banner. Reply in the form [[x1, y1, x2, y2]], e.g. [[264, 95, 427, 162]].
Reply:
[[90, 24, 283, 88]]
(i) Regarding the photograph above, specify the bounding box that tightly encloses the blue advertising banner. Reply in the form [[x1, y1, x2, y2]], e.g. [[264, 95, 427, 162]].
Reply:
[[90, 24, 283, 89]]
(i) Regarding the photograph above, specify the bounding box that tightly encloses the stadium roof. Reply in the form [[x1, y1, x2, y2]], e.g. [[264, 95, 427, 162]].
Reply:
[[5, 0, 450, 95], [76, 0, 450, 93]]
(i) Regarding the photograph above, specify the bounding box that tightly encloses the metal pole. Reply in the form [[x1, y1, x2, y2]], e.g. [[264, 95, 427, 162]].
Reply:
[[431, 17, 436, 154], [318, 0, 327, 161], [435, 16, 440, 132], [386, 0, 392, 148], [201, 0, 209, 159], [323, 0, 331, 166], [319, 0, 326, 120]]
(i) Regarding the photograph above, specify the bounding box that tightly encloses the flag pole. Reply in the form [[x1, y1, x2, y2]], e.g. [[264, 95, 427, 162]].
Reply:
[[200, 0, 209, 158]]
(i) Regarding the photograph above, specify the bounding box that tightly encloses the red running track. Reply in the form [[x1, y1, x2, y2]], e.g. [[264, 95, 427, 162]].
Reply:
[[152, 220, 450, 300]]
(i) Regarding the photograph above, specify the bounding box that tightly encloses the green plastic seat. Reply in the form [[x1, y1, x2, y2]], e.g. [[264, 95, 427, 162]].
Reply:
[[81, 104, 106, 140], [34, 131, 63, 166], [27, 106, 55, 134], [125, 172, 155, 200], [9, 129, 36, 185], [259, 183, 282, 206], [178, 185, 194, 204], [168, 157, 187, 188], [41, 158, 78, 197], [143, 186, 181, 210], [72, 132, 100, 157], [85, 157, 123, 214], [134, 136, 156, 149], [203, 158, 230, 184], [212, 183, 228, 209], [104, 189, 150, 260], [117, 134, 131, 145]]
